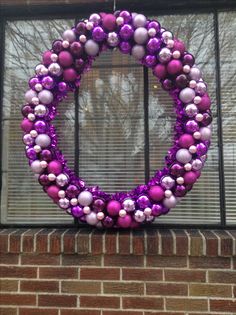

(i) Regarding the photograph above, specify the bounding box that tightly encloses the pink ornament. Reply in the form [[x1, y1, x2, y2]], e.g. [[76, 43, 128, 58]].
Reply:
[[107, 200, 121, 216], [184, 171, 198, 185], [58, 51, 73, 67], [148, 185, 165, 201], [102, 14, 116, 31], [47, 185, 60, 201], [42, 50, 52, 66], [47, 160, 63, 175], [153, 64, 167, 79], [21, 119, 34, 132], [167, 60, 182, 75], [179, 134, 195, 148], [63, 68, 77, 82], [117, 214, 132, 228], [173, 39, 185, 55], [198, 94, 211, 112]]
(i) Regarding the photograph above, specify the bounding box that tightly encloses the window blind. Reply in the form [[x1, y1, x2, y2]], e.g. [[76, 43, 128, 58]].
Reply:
[[219, 12, 236, 225]]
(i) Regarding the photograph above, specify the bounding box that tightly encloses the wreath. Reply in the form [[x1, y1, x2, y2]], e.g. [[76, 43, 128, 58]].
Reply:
[[21, 11, 212, 228]]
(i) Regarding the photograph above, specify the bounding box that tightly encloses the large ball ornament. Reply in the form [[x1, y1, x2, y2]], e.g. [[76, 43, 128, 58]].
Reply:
[[35, 134, 51, 148], [176, 148, 192, 164], [38, 90, 53, 105], [134, 27, 148, 44], [78, 191, 93, 206], [84, 39, 100, 56]]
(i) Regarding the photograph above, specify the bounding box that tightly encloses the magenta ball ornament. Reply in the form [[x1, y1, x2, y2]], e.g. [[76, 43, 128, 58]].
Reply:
[[34, 120, 47, 133], [42, 76, 55, 90], [183, 53, 195, 66], [117, 214, 132, 228], [40, 149, 52, 161], [170, 163, 185, 177], [107, 200, 121, 216], [66, 185, 79, 198], [58, 51, 73, 67], [119, 10, 132, 23], [151, 204, 163, 217], [184, 171, 198, 185], [42, 50, 52, 66], [21, 119, 34, 132], [147, 37, 161, 53], [153, 64, 167, 79], [71, 206, 84, 218], [70, 42, 83, 57], [92, 26, 106, 42], [119, 41, 131, 54], [63, 68, 77, 82], [137, 195, 151, 209], [173, 39, 185, 55], [148, 185, 165, 202], [167, 60, 182, 75], [47, 160, 63, 175], [102, 14, 116, 31], [179, 134, 194, 148], [52, 40, 63, 53], [47, 185, 60, 201], [198, 94, 211, 111]]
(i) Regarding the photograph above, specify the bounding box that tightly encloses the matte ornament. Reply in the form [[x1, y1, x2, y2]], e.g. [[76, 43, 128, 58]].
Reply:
[[21, 11, 212, 229]]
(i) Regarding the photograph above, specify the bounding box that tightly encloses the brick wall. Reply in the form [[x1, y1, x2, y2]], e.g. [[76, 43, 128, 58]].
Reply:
[[0, 228, 236, 315]]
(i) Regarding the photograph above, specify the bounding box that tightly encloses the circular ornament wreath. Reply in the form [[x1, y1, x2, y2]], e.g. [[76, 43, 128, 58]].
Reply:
[[21, 11, 212, 229]]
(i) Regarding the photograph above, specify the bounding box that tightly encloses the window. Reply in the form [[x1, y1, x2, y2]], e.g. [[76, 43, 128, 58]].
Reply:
[[0, 4, 235, 227]]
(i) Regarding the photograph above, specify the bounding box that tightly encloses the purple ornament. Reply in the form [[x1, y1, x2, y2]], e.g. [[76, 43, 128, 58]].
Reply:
[[66, 185, 79, 198], [93, 199, 105, 212], [119, 11, 132, 24], [174, 185, 187, 197], [71, 206, 84, 218], [29, 77, 40, 90], [119, 41, 131, 54], [185, 120, 199, 133], [170, 163, 185, 177], [34, 120, 47, 133], [144, 55, 157, 67], [119, 24, 134, 40], [137, 195, 151, 209], [42, 76, 55, 90], [103, 216, 114, 228], [147, 20, 160, 32], [146, 38, 161, 53], [52, 40, 63, 53], [151, 204, 163, 217], [92, 26, 106, 42], [196, 142, 207, 156], [26, 148, 37, 160], [40, 149, 52, 161]]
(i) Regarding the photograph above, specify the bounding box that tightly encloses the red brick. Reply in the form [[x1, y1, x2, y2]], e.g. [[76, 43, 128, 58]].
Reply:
[[187, 230, 204, 256], [104, 255, 144, 267], [146, 230, 159, 255], [174, 230, 188, 256], [61, 281, 101, 294], [0, 308, 17, 315], [80, 296, 120, 309], [104, 312, 142, 315], [0, 294, 36, 306], [189, 256, 231, 269], [104, 282, 144, 295], [165, 269, 206, 282], [62, 254, 101, 266], [19, 309, 58, 315], [9, 229, 28, 253], [36, 229, 52, 253], [21, 253, 60, 265], [147, 256, 187, 268], [20, 280, 59, 292], [214, 230, 233, 256], [50, 229, 65, 254], [22, 229, 41, 253], [159, 230, 173, 256], [123, 297, 163, 310], [166, 298, 208, 311], [201, 230, 218, 257], [234, 286, 236, 297], [208, 270, 236, 283], [0, 233, 8, 253], [0, 253, 19, 265], [39, 267, 77, 279], [0, 266, 37, 278], [122, 268, 163, 281], [210, 299, 236, 312], [119, 231, 131, 254], [61, 311, 100, 315], [80, 267, 120, 280], [145, 313, 185, 315], [38, 294, 77, 307], [146, 283, 188, 296], [77, 229, 91, 254], [190, 283, 231, 297], [63, 229, 77, 254], [105, 230, 117, 254], [132, 230, 145, 255], [0, 280, 18, 292], [91, 230, 103, 254]]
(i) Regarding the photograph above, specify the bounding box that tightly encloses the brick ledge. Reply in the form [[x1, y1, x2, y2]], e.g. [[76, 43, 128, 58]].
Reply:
[[0, 228, 235, 257]]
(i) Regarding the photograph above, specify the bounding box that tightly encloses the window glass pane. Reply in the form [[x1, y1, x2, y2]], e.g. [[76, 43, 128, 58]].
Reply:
[[78, 50, 145, 193], [149, 13, 220, 224], [1, 19, 74, 224], [219, 11, 236, 225]]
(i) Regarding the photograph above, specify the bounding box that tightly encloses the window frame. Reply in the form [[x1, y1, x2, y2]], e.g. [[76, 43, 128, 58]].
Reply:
[[0, 0, 236, 229]]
